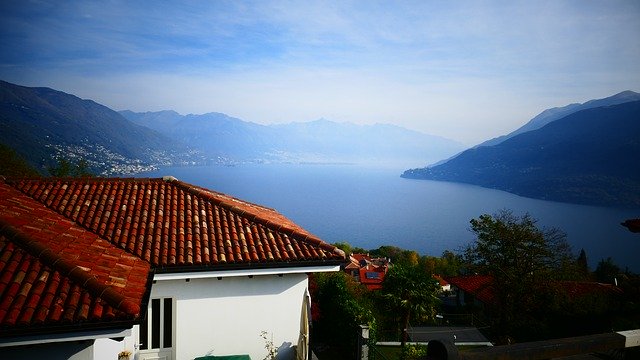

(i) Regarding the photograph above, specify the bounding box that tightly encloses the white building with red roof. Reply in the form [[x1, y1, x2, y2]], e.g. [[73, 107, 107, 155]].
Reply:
[[344, 253, 389, 291], [0, 176, 345, 360]]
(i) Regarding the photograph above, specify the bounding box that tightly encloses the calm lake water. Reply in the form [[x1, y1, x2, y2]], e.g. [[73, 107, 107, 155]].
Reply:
[[137, 164, 640, 272]]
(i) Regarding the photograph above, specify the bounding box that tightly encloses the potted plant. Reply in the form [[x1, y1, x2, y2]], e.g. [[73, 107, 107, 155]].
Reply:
[[118, 350, 132, 360]]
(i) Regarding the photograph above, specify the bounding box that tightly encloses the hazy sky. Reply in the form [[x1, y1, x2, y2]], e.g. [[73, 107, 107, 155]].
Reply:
[[1, 1, 639, 144]]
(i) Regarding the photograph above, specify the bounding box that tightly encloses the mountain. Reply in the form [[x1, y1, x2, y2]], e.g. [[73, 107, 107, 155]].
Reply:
[[120, 110, 277, 161], [0, 80, 193, 175], [402, 100, 640, 207], [478, 90, 640, 147], [271, 119, 464, 165], [121, 111, 464, 166]]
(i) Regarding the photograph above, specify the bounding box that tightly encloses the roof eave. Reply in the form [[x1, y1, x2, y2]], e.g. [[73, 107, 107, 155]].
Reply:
[[152, 259, 344, 279], [0, 319, 137, 346]]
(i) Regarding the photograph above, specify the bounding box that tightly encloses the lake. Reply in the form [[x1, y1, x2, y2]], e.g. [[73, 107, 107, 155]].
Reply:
[[137, 164, 640, 272]]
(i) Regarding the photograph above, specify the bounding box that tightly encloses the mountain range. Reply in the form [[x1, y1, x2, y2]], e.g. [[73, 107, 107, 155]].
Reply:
[[3, 78, 639, 207], [403, 96, 640, 207], [0, 80, 194, 175], [0, 80, 462, 176], [119, 110, 464, 166], [478, 90, 640, 147]]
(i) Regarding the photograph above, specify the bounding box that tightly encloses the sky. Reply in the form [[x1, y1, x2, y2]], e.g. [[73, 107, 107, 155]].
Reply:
[[1, 1, 639, 145]]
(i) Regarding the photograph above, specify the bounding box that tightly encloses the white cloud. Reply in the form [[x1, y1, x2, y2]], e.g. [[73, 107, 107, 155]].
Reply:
[[2, 1, 639, 144]]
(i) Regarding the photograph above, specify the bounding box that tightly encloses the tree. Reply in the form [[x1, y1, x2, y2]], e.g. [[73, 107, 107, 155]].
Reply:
[[332, 241, 352, 255], [382, 264, 440, 348], [594, 257, 621, 284], [311, 272, 376, 359], [333, 241, 367, 255], [463, 209, 574, 341], [48, 157, 94, 177], [0, 143, 41, 177], [420, 250, 463, 277], [576, 248, 590, 278], [371, 245, 420, 267]]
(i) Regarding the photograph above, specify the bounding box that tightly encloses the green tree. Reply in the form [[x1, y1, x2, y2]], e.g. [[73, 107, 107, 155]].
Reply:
[[420, 250, 463, 277], [312, 272, 376, 359], [371, 245, 419, 267], [594, 257, 621, 284], [464, 209, 574, 341], [575, 248, 591, 279], [48, 157, 94, 177], [382, 264, 440, 348], [332, 241, 352, 255], [0, 143, 41, 177]]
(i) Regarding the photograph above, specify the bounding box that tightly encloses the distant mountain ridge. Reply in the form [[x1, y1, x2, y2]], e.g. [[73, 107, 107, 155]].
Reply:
[[403, 100, 640, 207], [0, 79, 463, 177], [0, 80, 194, 175], [120, 110, 465, 166], [478, 90, 640, 148]]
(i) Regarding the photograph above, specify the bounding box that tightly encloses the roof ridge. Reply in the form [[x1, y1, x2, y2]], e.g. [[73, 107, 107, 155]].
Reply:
[[165, 177, 345, 258], [0, 219, 140, 316]]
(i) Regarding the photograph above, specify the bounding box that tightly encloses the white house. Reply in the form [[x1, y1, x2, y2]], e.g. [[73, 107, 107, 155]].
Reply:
[[0, 176, 344, 360]]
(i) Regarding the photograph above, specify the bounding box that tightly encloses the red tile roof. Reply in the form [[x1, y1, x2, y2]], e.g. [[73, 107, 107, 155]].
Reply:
[[446, 275, 495, 305], [432, 274, 449, 287], [0, 177, 344, 337], [561, 281, 622, 298], [0, 182, 151, 336], [345, 253, 389, 291], [9, 177, 344, 268], [446, 275, 622, 306]]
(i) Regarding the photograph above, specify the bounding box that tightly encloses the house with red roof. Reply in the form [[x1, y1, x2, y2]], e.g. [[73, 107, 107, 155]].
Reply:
[[0, 176, 345, 360], [446, 275, 496, 309], [344, 253, 389, 291], [446, 275, 622, 313]]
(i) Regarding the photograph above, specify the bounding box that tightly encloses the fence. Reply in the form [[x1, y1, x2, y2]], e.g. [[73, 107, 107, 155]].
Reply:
[[359, 328, 639, 360], [423, 329, 640, 360]]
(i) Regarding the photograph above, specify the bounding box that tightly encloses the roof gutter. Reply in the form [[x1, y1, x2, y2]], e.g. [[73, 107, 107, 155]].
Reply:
[[153, 263, 341, 281], [152, 258, 344, 274], [0, 326, 132, 347]]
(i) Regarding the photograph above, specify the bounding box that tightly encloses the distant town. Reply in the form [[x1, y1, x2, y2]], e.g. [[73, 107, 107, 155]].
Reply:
[[46, 140, 212, 176]]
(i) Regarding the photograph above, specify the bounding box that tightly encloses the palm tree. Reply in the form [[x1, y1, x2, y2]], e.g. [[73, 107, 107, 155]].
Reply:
[[382, 264, 440, 348]]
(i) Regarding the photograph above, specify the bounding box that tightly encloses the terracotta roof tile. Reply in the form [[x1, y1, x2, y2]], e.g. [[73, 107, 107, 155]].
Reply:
[[0, 230, 147, 333], [8, 177, 343, 269], [446, 275, 495, 305], [0, 182, 152, 336], [1, 176, 343, 337], [446, 275, 622, 306]]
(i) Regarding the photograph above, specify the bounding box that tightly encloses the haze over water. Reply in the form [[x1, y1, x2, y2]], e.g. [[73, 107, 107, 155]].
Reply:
[[139, 163, 640, 273]]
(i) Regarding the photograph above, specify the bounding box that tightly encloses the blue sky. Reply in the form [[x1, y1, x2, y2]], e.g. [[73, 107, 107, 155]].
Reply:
[[1, 1, 639, 144]]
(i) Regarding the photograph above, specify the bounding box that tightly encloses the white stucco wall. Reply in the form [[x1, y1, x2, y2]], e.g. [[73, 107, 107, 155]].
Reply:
[[95, 272, 312, 360], [95, 264, 340, 360], [94, 333, 137, 360], [163, 273, 308, 360]]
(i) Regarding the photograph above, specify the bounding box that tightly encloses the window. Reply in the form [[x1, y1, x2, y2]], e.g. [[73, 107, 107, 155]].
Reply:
[[365, 272, 381, 279], [140, 298, 173, 350]]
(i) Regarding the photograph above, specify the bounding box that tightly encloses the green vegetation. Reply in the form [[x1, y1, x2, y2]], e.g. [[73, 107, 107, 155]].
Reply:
[[310, 272, 377, 360], [0, 143, 41, 177], [1, 143, 96, 178], [312, 209, 640, 358], [402, 101, 640, 207], [48, 157, 94, 177], [463, 210, 575, 342], [381, 264, 440, 347]]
